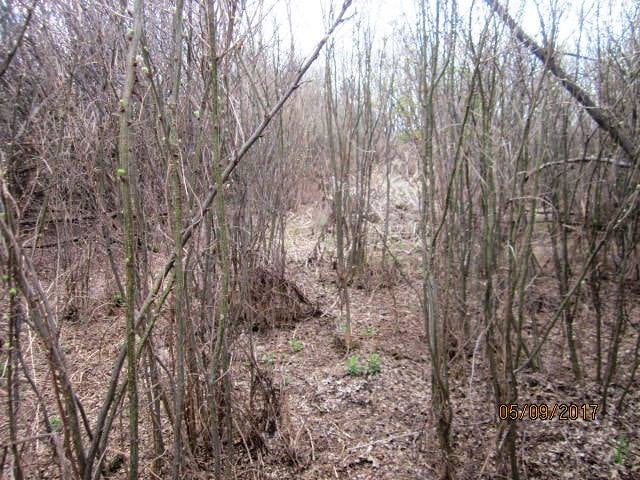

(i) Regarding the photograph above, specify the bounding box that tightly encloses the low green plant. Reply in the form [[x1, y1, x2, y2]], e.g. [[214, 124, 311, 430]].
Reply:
[[365, 353, 381, 375], [345, 353, 381, 377], [288, 339, 304, 353], [366, 326, 378, 337], [614, 437, 629, 465], [49, 416, 63, 432], [395, 239, 408, 250], [262, 352, 276, 365], [338, 323, 347, 333], [346, 355, 362, 376], [113, 293, 124, 308]]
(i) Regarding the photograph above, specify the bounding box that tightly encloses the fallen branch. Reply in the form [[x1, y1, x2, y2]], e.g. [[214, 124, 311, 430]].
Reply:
[[346, 431, 419, 451], [523, 156, 632, 180], [22, 236, 82, 249], [0, 433, 54, 449]]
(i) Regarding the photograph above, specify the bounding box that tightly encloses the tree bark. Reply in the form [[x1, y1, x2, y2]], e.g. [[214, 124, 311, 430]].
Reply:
[[116, 0, 144, 476]]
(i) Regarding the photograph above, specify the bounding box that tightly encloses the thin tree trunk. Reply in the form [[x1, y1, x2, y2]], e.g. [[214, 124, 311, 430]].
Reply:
[[5, 240, 23, 480], [116, 0, 144, 476], [167, 0, 186, 477], [208, 2, 233, 477]]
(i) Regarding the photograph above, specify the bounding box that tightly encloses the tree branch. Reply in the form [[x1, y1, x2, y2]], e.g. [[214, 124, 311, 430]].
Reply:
[[0, 0, 39, 79], [484, 0, 638, 163]]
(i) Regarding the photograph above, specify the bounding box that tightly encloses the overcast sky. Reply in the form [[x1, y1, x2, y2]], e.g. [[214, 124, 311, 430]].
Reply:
[[266, 0, 628, 57]]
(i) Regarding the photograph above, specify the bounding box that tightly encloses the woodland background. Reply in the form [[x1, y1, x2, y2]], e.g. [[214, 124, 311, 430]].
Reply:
[[0, 0, 639, 478]]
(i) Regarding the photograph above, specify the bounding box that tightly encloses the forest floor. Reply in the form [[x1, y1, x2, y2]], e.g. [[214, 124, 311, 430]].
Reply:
[[235, 207, 640, 480], [4, 184, 640, 479]]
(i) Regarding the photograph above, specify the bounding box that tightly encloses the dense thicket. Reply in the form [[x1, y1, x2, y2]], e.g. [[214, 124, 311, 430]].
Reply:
[[1, 0, 638, 478]]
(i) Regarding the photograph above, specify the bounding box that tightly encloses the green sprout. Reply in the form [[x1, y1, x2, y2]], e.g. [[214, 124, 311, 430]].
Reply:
[[49, 416, 63, 432], [288, 339, 304, 353], [614, 437, 629, 465], [346, 355, 361, 376], [113, 293, 124, 308], [262, 352, 276, 365], [365, 353, 381, 376]]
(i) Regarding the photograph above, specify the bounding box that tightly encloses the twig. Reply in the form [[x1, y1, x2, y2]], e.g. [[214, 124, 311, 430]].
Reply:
[[0, 433, 53, 449], [305, 425, 315, 462], [346, 431, 419, 451], [22, 236, 82, 249], [523, 157, 631, 180], [371, 225, 422, 302]]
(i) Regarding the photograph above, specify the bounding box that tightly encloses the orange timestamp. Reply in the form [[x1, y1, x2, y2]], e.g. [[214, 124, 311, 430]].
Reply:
[[498, 403, 599, 421]]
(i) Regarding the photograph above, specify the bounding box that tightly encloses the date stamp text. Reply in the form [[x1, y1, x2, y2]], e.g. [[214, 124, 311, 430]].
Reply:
[[498, 403, 599, 421]]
